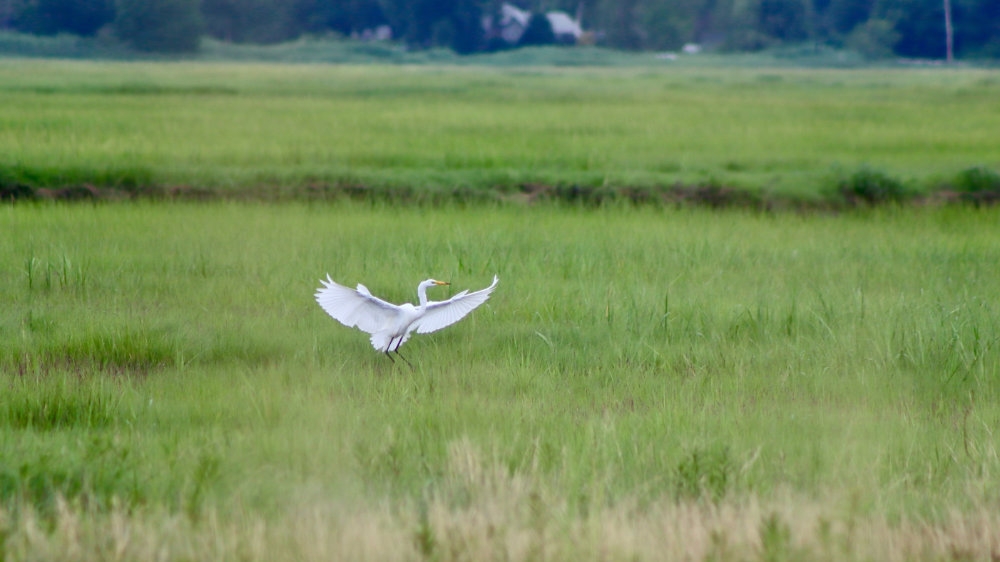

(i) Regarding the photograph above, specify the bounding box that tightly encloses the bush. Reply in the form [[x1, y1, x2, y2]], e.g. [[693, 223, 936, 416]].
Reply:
[[0, 180, 34, 201], [952, 166, 1000, 193], [836, 168, 911, 205], [113, 0, 202, 53], [948, 166, 1000, 206]]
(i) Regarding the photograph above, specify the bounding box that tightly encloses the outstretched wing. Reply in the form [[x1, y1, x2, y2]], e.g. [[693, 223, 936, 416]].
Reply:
[[414, 275, 498, 334], [315, 275, 401, 335]]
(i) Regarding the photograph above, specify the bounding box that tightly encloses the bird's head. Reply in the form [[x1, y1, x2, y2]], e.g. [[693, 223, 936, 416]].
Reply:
[[419, 278, 450, 289], [417, 278, 449, 304]]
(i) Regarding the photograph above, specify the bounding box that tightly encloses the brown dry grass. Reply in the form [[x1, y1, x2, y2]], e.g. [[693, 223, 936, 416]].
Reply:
[[4, 440, 998, 562]]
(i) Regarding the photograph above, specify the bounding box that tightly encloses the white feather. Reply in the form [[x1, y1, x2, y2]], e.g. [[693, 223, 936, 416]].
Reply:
[[315, 275, 498, 355], [314, 275, 400, 335], [415, 275, 498, 334]]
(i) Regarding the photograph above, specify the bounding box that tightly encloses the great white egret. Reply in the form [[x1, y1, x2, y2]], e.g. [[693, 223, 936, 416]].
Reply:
[[315, 274, 499, 364]]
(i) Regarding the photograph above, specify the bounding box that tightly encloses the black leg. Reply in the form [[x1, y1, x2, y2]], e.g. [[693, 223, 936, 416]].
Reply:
[[383, 336, 401, 365], [395, 350, 414, 369]]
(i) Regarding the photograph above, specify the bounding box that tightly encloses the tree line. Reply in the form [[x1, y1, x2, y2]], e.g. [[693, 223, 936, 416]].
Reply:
[[2, 0, 998, 58]]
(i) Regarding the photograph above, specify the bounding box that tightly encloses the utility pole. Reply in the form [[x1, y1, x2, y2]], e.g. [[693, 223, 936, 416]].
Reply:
[[943, 0, 954, 63]]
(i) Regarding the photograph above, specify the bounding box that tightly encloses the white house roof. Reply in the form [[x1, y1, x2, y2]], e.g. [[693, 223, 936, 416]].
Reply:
[[494, 3, 583, 43], [500, 3, 530, 27], [546, 11, 582, 38]]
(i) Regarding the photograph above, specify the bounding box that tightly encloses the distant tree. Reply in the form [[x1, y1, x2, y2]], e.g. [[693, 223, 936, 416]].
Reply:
[[845, 16, 899, 56], [756, 0, 810, 41], [519, 13, 555, 46], [449, 3, 488, 53], [689, 0, 732, 46], [822, 0, 875, 34], [602, 0, 643, 49], [202, 0, 296, 43], [724, 0, 810, 49], [725, 0, 776, 49], [874, 0, 945, 57], [634, 0, 707, 50], [13, 0, 114, 35], [294, 0, 387, 36], [114, 0, 202, 52], [957, 0, 1000, 56], [379, 0, 449, 46], [376, 0, 490, 52]]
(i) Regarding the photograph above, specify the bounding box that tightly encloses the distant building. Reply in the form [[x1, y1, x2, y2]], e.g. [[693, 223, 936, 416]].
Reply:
[[485, 3, 584, 48], [546, 11, 582, 44], [498, 3, 530, 44]]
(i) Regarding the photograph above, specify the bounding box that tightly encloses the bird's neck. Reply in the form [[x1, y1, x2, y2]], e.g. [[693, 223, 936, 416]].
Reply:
[[417, 284, 429, 308]]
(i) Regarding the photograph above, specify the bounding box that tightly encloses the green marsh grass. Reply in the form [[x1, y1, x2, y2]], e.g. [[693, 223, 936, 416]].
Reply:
[[1, 60, 999, 198], [2, 201, 999, 559]]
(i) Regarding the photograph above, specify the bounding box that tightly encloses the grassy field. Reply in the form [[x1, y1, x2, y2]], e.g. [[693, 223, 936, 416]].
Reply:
[[1, 60, 999, 199], [2, 201, 999, 560], [2, 59, 999, 559]]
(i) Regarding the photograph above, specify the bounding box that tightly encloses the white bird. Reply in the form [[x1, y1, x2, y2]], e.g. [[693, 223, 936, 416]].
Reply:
[[315, 274, 499, 364]]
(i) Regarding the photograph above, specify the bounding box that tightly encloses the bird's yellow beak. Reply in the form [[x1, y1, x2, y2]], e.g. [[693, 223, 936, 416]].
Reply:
[[434, 280, 450, 286]]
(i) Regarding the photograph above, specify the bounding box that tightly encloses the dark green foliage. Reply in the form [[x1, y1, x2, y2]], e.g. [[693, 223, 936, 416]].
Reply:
[[836, 168, 911, 205], [295, 0, 387, 36], [630, 0, 700, 50], [113, 0, 203, 52], [599, 0, 643, 50], [845, 17, 900, 58], [0, 177, 35, 201], [446, 3, 487, 54], [883, 0, 947, 58], [376, 0, 487, 52], [519, 14, 556, 47], [727, 0, 811, 50], [862, 0, 1000, 59], [0, 162, 153, 193], [823, 0, 874, 34], [962, 0, 1000, 57], [200, 0, 297, 44], [952, 166, 1000, 193], [12, 0, 114, 36], [949, 166, 1000, 205], [756, 0, 810, 42]]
